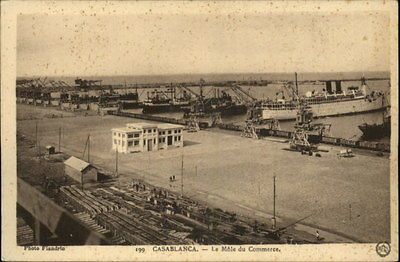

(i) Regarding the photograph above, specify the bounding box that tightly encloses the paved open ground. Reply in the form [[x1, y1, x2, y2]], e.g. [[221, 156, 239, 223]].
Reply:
[[17, 104, 390, 242]]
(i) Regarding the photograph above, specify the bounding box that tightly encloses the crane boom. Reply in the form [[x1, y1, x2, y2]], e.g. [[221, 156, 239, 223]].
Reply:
[[231, 84, 257, 103], [179, 85, 200, 97]]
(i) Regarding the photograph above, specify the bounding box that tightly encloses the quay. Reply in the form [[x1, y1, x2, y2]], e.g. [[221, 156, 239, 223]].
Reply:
[[217, 123, 391, 152], [112, 110, 391, 153], [112, 110, 212, 128]]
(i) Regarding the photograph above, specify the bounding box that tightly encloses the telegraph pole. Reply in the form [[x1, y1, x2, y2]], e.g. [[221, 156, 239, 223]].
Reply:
[[272, 176, 277, 230], [181, 154, 184, 197], [115, 148, 119, 177], [58, 127, 61, 153], [349, 203, 352, 221], [87, 134, 90, 163], [295, 72, 299, 98], [35, 122, 38, 147]]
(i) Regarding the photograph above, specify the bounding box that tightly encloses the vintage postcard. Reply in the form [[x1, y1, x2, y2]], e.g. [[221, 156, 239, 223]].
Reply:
[[1, 1, 398, 261]]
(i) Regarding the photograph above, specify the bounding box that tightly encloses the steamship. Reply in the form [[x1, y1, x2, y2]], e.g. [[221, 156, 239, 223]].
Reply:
[[254, 79, 386, 121], [142, 88, 192, 114]]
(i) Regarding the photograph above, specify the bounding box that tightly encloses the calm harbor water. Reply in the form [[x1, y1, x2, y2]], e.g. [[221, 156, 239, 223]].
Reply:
[[23, 71, 391, 142], [142, 110, 389, 143], [131, 78, 390, 143]]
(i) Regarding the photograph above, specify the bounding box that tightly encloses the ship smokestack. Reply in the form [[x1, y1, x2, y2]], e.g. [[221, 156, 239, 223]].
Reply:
[[326, 81, 333, 94], [335, 81, 342, 94]]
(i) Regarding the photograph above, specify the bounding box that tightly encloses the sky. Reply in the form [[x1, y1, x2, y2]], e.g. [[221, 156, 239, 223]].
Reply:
[[17, 9, 391, 77]]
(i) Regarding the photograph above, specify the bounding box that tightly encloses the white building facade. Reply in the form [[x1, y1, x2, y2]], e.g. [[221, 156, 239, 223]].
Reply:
[[112, 122, 183, 153]]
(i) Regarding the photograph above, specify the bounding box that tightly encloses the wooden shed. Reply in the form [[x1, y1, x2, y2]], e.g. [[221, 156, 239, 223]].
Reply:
[[64, 156, 97, 184], [45, 145, 55, 155]]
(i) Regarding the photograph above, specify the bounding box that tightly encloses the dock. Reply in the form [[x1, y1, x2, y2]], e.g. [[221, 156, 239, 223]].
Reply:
[[111, 110, 212, 128], [217, 123, 390, 152]]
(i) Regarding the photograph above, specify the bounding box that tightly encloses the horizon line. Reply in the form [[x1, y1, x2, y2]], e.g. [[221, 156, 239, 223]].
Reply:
[[17, 70, 390, 79]]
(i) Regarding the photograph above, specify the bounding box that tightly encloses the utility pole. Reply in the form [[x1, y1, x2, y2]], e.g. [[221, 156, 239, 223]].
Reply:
[[181, 154, 184, 197], [81, 167, 84, 191], [295, 72, 299, 98], [58, 127, 61, 153], [115, 148, 119, 177], [349, 203, 352, 221], [35, 122, 38, 147], [272, 176, 277, 230], [38, 139, 41, 159], [88, 134, 90, 163]]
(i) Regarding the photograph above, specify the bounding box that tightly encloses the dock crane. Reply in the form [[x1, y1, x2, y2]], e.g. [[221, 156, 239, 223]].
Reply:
[[230, 84, 257, 105], [179, 84, 201, 99], [288, 73, 330, 153], [240, 83, 279, 139]]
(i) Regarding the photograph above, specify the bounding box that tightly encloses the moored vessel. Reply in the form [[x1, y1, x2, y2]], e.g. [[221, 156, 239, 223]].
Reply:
[[255, 76, 386, 121], [358, 108, 391, 139], [142, 87, 191, 114]]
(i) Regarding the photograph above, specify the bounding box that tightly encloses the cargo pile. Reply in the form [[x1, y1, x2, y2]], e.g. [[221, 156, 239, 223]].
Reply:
[[58, 180, 317, 245]]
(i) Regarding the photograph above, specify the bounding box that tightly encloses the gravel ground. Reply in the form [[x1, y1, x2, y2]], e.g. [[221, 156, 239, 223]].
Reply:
[[17, 105, 391, 242]]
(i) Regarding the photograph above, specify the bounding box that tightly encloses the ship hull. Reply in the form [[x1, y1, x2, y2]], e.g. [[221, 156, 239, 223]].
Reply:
[[119, 101, 142, 109], [213, 104, 247, 116], [142, 104, 189, 114], [261, 96, 384, 120], [358, 124, 390, 139]]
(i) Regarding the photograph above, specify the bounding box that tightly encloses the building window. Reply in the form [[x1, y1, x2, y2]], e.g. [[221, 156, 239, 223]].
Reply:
[[114, 139, 117, 144], [178, 129, 181, 133], [134, 141, 139, 146], [174, 130, 177, 134], [168, 130, 172, 134], [159, 138, 161, 143], [134, 133, 139, 138], [128, 134, 133, 138], [159, 132, 162, 135], [118, 133, 121, 137], [143, 129, 146, 134], [153, 129, 156, 133], [174, 136, 177, 141], [122, 141, 125, 147], [144, 140, 146, 145], [163, 138, 165, 142], [178, 136, 181, 141], [163, 131, 165, 135], [153, 138, 156, 144], [128, 141, 133, 146], [122, 134, 125, 138], [113, 132, 116, 136]]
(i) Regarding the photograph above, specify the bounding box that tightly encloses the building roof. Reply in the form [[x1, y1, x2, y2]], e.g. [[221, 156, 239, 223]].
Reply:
[[64, 156, 91, 172], [112, 127, 140, 133], [158, 123, 184, 129], [127, 122, 158, 129]]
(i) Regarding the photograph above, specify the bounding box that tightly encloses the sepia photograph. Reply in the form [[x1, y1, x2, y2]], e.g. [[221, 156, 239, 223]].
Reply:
[[1, 1, 398, 261]]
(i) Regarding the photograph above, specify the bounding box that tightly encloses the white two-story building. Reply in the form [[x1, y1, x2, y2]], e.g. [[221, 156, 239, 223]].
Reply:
[[112, 122, 183, 153]]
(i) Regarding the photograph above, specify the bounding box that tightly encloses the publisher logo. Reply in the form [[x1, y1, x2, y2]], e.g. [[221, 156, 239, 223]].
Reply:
[[376, 242, 390, 257]]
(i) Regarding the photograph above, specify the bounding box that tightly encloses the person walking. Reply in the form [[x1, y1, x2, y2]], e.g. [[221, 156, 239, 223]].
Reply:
[[315, 230, 320, 241]]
